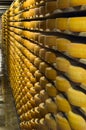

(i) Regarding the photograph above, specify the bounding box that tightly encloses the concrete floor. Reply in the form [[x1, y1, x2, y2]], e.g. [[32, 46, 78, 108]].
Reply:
[[0, 49, 20, 130]]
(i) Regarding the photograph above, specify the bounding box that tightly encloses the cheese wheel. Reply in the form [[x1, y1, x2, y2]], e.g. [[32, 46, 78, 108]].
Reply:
[[34, 94, 41, 105], [40, 90, 49, 102], [66, 43, 86, 59], [28, 9, 35, 18], [55, 76, 71, 92], [30, 97, 36, 107], [67, 65, 86, 83], [45, 52, 56, 63], [39, 62, 48, 74], [56, 18, 68, 31], [35, 8, 39, 18], [46, 1, 58, 14], [45, 36, 56, 48], [39, 118, 49, 130], [34, 45, 40, 55], [34, 119, 39, 129], [68, 111, 86, 130], [30, 87, 36, 96], [39, 76, 48, 89], [34, 82, 42, 92], [81, 80, 86, 90], [39, 21, 46, 31], [22, 22, 30, 28], [39, 103, 48, 116], [34, 58, 42, 67], [70, 0, 86, 7], [39, 6, 45, 17], [29, 54, 36, 63], [39, 48, 46, 59], [34, 107, 41, 118], [38, 35, 45, 45], [56, 57, 70, 72], [67, 88, 86, 107], [34, 33, 40, 42], [45, 113, 57, 130], [46, 83, 57, 97], [58, 0, 70, 9], [22, 11, 31, 18], [55, 95, 71, 113], [34, 70, 42, 81], [56, 38, 71, 52], [68, 17, 86, 32], [55, 113, 71, 130], [45, 98, 57, 113], [46, 19, 56, 31], [45, 67, 57, 80]]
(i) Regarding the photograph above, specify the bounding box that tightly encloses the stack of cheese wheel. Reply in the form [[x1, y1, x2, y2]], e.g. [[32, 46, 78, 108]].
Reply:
[[2, 0, 86, 130]]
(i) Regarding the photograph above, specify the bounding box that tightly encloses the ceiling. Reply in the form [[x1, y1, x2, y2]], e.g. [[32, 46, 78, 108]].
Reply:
[[0, 0, 13, 15], [0, 0, 13, 5]]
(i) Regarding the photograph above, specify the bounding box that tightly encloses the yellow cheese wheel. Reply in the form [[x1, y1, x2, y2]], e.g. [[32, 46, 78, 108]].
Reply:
[[34, 58, 42, 67], [46, 1, 57, 14], [34, 107, 41, 118], [28, 9, 35, 18], [39, 62, 48, 74], [30, 97, 36, 107], [45, 98, 57, 113], [45, 67, 57, 80], [67, 65, 86, 83], [45, 36, 56, 48], [45, 113, 57, 130], [34, 45, 40, 55], [70, 0, 86, 7], [40, 90, 49, 102], [56, 38, 71, 52], [39, 76, 48, 89], [22, 22, 30, 28], [67, 88, 86, 107], [39, 21, 46, 31], [66, 43, 86, 59], [39, 6, 45, 17], [34, 33, 40, 42], [34, 70, 42, 81], [38, 35, 45, 45], [45, 51, 56, 64], [56, 18, 68, 31], [34, 82, 42, 92], [46, 83, 57, 97], [35, 8, 39, 18], [22, 11, 30, 18], [39, 48, 46, 59], [39, 118, 49, 130], [55, 76, 71, 92], [34, 94, 41, 105], [30, 87, 36, 96], [34, 119, 39, 129], [29, 54, 36, 63], [56, 57, 70, 72], [81, 80, 86, 90], [68, 17, 86, 32], [22, 0, 35, 8], [39, 103, 48, 116], [55, 113, 71, 130], [58, 0, 70, 9], [55, 95, 71, 113], [46, 19, 56, 30], [68, 111, 86, 130]]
